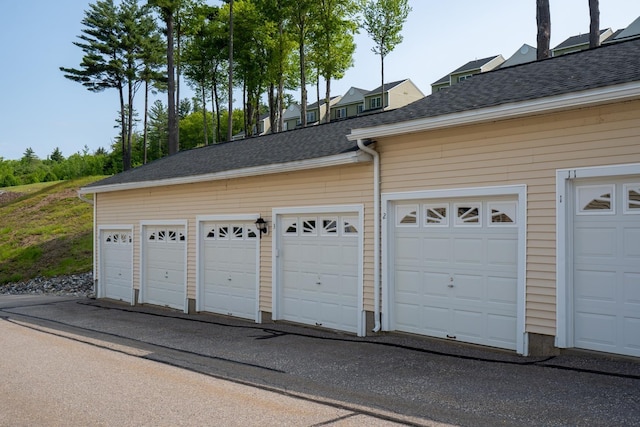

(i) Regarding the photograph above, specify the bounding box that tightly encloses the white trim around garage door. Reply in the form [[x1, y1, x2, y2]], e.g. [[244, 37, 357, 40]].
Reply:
[[97, 224, 134, 304], [556, 162, 640, 351], [139, 220, 189, 313], [382, 185, 528, 355], [271, 204, 365, 336], [196, 214, 262, 322]]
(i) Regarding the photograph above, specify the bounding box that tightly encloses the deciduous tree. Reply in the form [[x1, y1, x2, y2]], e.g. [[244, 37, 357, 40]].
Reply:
[[362, 0, 410, 112]]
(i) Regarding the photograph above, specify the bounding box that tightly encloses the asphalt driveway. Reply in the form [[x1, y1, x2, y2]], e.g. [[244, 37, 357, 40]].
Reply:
[[1, 295, 639, 426]]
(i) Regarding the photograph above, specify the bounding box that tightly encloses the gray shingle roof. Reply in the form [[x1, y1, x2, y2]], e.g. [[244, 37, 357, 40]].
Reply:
[[85, 114, 377, 188], [87, 38, 640, 190]]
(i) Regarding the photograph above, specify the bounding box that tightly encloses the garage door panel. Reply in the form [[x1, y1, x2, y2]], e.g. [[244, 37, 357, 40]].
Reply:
[[101, 230, 133, 303], [453, 274, 483, 301], [575, 227, 617, 258], [393, 198, 518, 351], [623, 228, 640, 256], [279, 213, 360, 334], [453, 238, 483, 265], [396, 237, 421, 263], [422, 237, 450, 263], [624, 273, 640, 304], [423, 272, 449, 297], [623, 317, 640, 351], [487, 276, 517, 305], [487, 238, 518, 266], [200, 221, 257, 320], [575, 312, 617, 348], [575, 269, 617, 302]]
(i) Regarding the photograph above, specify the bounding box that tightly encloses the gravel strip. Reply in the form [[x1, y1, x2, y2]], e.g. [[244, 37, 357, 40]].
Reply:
[[0, 272, 94, 297]]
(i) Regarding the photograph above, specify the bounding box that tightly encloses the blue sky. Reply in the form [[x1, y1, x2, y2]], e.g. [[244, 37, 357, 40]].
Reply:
[[1, 0, 638, 160]]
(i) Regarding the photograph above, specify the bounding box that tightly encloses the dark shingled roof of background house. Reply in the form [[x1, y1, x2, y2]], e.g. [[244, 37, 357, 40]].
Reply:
[[86, 37, 640, 190]]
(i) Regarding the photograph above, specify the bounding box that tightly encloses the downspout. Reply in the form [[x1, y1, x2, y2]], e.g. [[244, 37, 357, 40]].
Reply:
[[357, 139, 381, 332]]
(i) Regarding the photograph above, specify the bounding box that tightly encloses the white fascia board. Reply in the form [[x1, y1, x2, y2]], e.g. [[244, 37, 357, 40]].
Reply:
[[347, 81, 640, 141], [79, 150, 372, 195]]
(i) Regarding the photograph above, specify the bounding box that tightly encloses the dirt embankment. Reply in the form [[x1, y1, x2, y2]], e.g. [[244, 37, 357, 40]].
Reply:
[[0, 191, 25, 205]]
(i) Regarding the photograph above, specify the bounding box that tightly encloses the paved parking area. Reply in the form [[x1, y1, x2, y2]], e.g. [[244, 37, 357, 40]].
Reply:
[[1, 295, 639, 426]]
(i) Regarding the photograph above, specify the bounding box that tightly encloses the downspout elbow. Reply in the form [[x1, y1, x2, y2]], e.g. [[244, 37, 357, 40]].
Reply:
[[357, 139, 381, 333]]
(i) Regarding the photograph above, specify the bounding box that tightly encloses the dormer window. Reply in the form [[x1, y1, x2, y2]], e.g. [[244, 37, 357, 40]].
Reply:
[[306, 111, 316, 122], [336, 107, 347, 119], [370, 97, 382, 109]]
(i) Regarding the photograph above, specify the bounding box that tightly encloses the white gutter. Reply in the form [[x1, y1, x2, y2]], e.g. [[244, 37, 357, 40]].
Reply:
[[79, 150, 371, 194], [348, 81, 640, 141], [357, 139, 381, 333]]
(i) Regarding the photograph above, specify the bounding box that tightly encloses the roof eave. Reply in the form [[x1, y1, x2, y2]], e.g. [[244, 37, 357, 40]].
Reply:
[[347, 81, 640, 141], [80, 150, 373, 195]]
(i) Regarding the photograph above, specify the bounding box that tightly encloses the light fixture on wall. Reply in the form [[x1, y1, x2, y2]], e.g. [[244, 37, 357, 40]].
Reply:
[[255, 217, 268, 238]]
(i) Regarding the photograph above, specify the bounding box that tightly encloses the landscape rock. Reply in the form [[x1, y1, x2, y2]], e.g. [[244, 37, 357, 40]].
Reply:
[[0, 272, 94, 297]]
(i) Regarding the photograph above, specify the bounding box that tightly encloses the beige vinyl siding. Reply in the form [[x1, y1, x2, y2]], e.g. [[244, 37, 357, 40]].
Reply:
[[378, 99, 640, 337], [95, 163, 374, 313]]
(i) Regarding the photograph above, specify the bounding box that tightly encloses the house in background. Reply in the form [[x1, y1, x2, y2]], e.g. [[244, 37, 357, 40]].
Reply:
[[331, 87, 368, 120], [282, 104, 301, 131], [363, 79, 424, 112], [431, 55, 505, 93], [500, 44, 537, 68], [552, 28, 614, 56], [306, 96, 342, 125], [611, 15, 640, 42]]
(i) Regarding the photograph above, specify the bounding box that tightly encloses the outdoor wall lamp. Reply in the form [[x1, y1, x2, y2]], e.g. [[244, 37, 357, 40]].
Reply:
[[255, 217, 268, 238]]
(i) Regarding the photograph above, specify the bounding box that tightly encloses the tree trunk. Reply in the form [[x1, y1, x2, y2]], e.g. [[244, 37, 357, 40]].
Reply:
[[126, 79, 134, 169], [268, 83, 276, 134], [536, 0, 551, 60], [143, 80, 149, 164], [227, 0, 234, 142], [166, 10, 178, 155], [325, 77, 331, 123], [118, 86, 129, 171], [201, 84, 208, 145], [380, 53, 385, 111], [589, 0, 600, 48], [212, 69, 221, 143], [300, 32, 307, 127]]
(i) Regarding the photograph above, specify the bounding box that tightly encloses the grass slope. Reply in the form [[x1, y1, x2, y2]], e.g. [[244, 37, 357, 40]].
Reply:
[[0, 177, 105, 284]]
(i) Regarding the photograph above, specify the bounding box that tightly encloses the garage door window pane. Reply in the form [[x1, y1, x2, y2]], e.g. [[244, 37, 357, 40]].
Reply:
[[247, 226, 257, 239], [218, 226, 229, 239], [302, 218, 317, 235], [343, 217, 358, 236], [624, 184, 640, 214], [206, 228, 216, 239], [396, 205, 418, 226], [283, 218, 298, 235], [232, 226, 244, 239], [424, 204, 448, 226], [488, 201, 517, 226], [576, 185, 614, 215], [455, 203, 481, 226], [321, 218, 338, 235]]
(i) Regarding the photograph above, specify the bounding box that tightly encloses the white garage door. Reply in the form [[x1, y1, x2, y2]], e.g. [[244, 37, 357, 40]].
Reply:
[[100, 229, 133, 303], [278, 214, 360, 333], [393, 198, 519, 350], [199, 221, 258, 320], [573, 180, 640, 357], [142, 225, 186, 310]]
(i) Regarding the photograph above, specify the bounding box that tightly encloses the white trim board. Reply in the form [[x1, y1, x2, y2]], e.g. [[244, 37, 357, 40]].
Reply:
[[381, 185, 528, 355], [271, 204, 365, 337], [555, 162, 640, 349]]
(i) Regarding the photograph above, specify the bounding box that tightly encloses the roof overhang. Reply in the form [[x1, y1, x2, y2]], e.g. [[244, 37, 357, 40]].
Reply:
[[347, 81, 640, 141], [80, 149, 372, 195]]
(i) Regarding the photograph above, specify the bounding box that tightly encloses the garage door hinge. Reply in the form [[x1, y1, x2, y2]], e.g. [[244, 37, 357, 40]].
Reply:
[[446, 334, 457, 340]]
